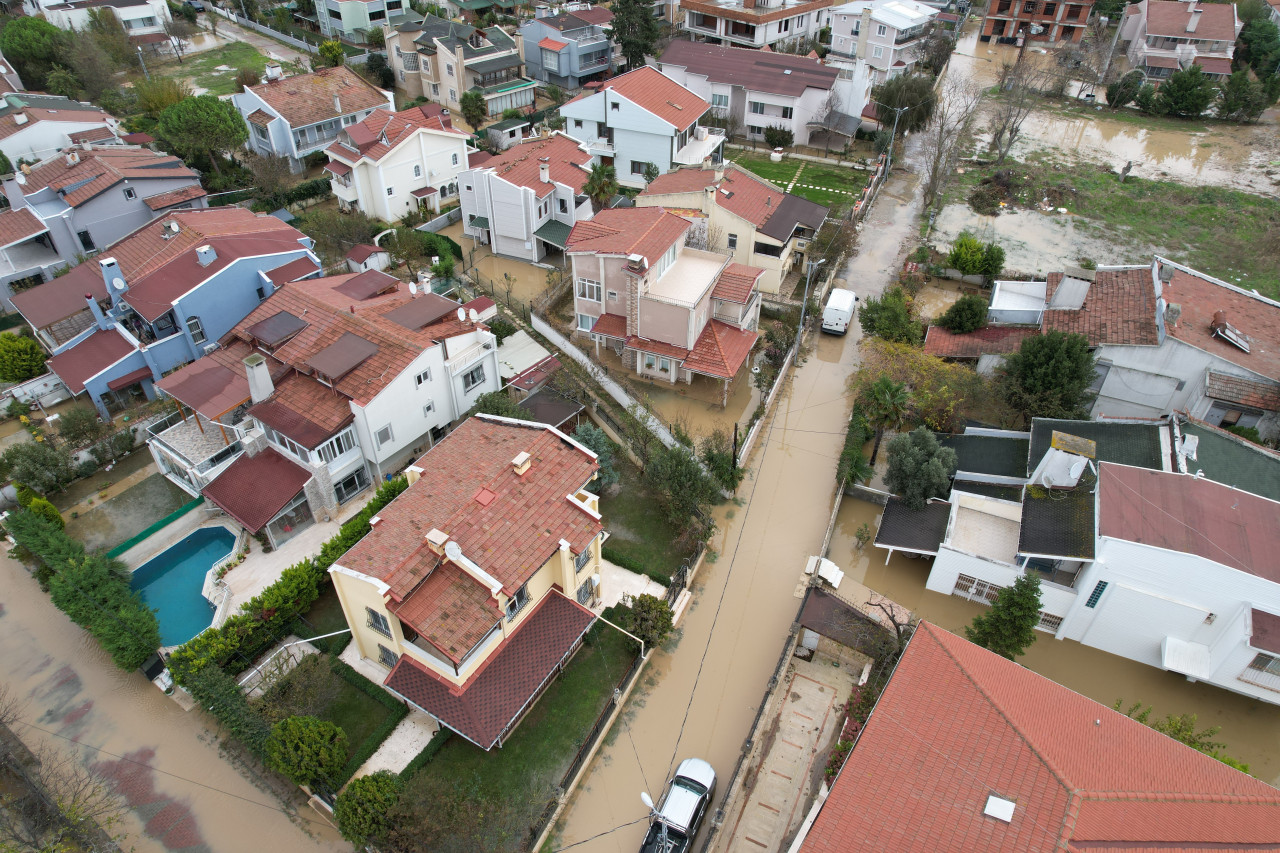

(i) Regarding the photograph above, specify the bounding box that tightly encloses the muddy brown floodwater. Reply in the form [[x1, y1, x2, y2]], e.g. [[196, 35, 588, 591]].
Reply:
[[0, 553, 348, 853], [827, 498, 1280, 786], [553, 164, 924, 851]]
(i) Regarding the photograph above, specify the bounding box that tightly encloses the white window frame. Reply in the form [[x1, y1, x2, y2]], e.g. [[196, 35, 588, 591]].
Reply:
[[873, 45, 884, 58], [877, 23, 888, 36], [749, 101, 765, 115], [186, 315, 206, 344], [607, 290, 618, 301], [462, 364, 485, 392], [576, 278, 602, 301], [317, 427, 357, 464], [413, 164, 422, 178], [415, 368, 432, 387], [577, 313, 595, 331], [452, 152, 459, 165], [375, 423, 394, 448], [711, 93, 729, 108], [727, 233, 738, 250], [423, 400, 435, 416]]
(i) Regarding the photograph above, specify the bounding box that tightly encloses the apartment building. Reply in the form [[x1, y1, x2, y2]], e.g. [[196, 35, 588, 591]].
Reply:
[[828, 0, 939, 82], [681, 0, 833, 49], [980, 0, 1094, 43], [518, 6, 620, 88]]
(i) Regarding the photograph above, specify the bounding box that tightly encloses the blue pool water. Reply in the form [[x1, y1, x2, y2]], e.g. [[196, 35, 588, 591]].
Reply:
[[130, 527, 236, 646]]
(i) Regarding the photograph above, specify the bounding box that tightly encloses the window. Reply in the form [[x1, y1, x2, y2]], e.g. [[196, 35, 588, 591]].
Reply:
[[796, 14, 806, 27], [387, 0, 401, 8], [576, 278, 602, 301], [559, 198, 568, 213], [749, 101, 765, 115], [877, 23, 887, 36], [748, 125, 763, 136], [369, 8, 385, 19], [1037, 612, 1063, 632], [318, 428, 356, 464], [779, 18, 790, 32], [610, 101, 620, 111], [575, 545, 592, 571], [644, 354, 656, 369], [630, 160, 646, 175], [781, 106, 793, 120], [873, 45, 884, 58], [505, 583, 529, 621], [711, 93, 729, 108], [123, 187, 136, 200], [253, 123, 269, 142], [1085, 581, 1108, 608], [378, 644, 399, 668], [413, 164, 422, 178], [366, 607, 392, 638], [462, 364, 485, 391], [328, 7, 340, 18], [446, 63, 455, 76], [386, 187, 394, 196], [659, 357, 671, 372], [577, 313, 595, 331], [334, 466, 371, 504], [186, 316, 206, 345], [607, 290, 618, 301], [1043, 1, 1057, 13], [727, 233, 738, 250], [576, 576, 594, 604], [449, 89, 456, 101], [256, 285, 267, 301], [78, 230, 96, 252], [1024, 0, 1037, 11], [1248, 653, 1280, 677], [574, 119, 583, 129], [414, 368, 432, 387], [422, 400, 435, 416], [375, 424, 394, 448], [432, 83, 440, 96], [451, 151, 459, 166]]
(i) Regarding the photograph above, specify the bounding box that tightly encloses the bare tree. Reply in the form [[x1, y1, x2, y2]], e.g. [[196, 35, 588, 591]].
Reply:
[[244, 152, 293, 201], [811, 89, 845, 155], [166, 17, 196, 63], [918, 77, 981, 209], [988, 62, 1039, 166]]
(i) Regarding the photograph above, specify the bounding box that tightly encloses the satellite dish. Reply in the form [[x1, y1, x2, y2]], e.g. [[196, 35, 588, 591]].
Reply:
[[444, 540, 462, 562], [456, 307, 466, 322], [111, 277, 126, 291], [641, 792, 655, 811], [408, 281, 418, 295], [468, 308, 478, 322]]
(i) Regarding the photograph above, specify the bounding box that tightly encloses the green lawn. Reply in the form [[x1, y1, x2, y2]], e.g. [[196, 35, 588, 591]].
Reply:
[[152, 42, 267, 96], [296, 584, 353, 655], [730, 152, 869, 210], [320, 676, 395, 761], [598, 462, 685, 584], [947, 155, 1280, 298]]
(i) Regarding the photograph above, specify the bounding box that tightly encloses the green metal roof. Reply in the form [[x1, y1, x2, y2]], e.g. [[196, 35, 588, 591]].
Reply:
[[941, 434, 1029, 479], [1180, 421, 1280, 502], [1019, 470, 1097, 560], [469, 216, 489, 229], [1028, 419, 1166, 475], [488, 117, 529, 131], [472, 78, 536, 96], [468, 53, 521, 74], [534, 220, 572, 248], [455, 0, 492, 9]]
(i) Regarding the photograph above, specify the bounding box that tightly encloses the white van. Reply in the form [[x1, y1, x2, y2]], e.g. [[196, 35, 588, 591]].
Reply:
[[821, 288, 857, 335]]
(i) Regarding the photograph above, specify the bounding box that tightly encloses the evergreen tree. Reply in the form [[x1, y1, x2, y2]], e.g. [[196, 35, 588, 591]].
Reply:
[[608, 0, 660, 69], [999, 330, 1097, 424], [1216, 70, 1273, 122], [884, 426, 955, 510], [318, 40, 346, 68], [573, 423, 619, 488], [157, 95, 249, 175], [583, 162, 619, 211], [936, 294, 988, 333], [265, 716, 348, 787], [964, 572, 1042, 659], [335, 771, 402, 847], [1156, 66, 1216, 118], [1105, 69, 1144, 109], [871, 74, 937, 134], [459, 91, 487, 128]]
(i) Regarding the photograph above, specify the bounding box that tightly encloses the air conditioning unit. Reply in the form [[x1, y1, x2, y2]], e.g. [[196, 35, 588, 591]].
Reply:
[[202, 342, 220, 355]]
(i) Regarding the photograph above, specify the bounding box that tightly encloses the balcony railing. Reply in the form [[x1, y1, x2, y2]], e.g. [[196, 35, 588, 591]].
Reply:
[[1240, 661, 1280, 694], [446, 338, 495, 375]]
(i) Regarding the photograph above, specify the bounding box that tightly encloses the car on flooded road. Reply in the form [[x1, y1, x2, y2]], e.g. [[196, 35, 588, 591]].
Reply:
[[639, 758, 717, 853]]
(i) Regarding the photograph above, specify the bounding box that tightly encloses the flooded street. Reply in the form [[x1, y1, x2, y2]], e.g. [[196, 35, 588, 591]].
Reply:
[[0, 553, 347, 853]]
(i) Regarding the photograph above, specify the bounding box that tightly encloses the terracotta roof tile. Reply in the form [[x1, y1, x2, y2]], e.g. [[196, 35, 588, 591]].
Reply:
[[712, 262, 762, 304], [923, 324, 1038, 358], [155, 339, 257, 419], [346, 243, 384, 263], [538, 36, 568, 51], [1040, 268, 1160, 346], [625, 336, 689, 360], [1144, 0, 1239, 42], [245, 108, 274, 127], [247, 66, 390, 129], [202, 447, 312, 532], [248, 372, 354, 448], [0, 103, 114, 143], [681, 0, 832, 27], [142, 185, 208, 210], [473, 132, 592, 194], [389, 559, 498, 662], [0, 208, 48, 249], [67, 126, 117, 144], [384, 590, 595, 749], [799, 621, 1280, 853], [594, 65, 708, 131], [329, 105, 465, 164], [640, 167, 718, 195], [684, 320, 758, 379], [1205, 371, 1280, 411], [638, 164, 827, 240], [1160, 261, 1280, 380], [18, 147, 198, 208], [44, 327, 135, 393], [566, 207, 689, 261], [658, 40, 836, 98], [590, 313, 627, 338]]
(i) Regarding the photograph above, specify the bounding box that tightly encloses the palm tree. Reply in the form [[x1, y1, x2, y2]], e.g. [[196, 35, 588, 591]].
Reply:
[[583, 162, 619, 212], [865, 376, 911, 465], [845, 449, 875, 485]]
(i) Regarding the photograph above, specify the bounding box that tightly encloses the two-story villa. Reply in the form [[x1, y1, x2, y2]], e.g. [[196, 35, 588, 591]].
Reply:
[[151, 272, 499, 543], [558, 65, 723, 188], [1121, 0, 1240, 83], [681, 0, 833, 49], [331, 414, 604, 750], [518, 7, 620, 88], [324, 105, 473, 220], [385, 16, 536, 120], [234, 64, 394, 173], [828, 0, 938, 82], [568, 207, 762, 404], [0, 93, 120, 164]]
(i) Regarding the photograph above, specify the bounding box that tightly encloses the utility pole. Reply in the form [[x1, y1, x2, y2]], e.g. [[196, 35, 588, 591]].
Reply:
[[136, 45, 151, 82], [798, 257, 826, 339], [1099, 14, 1122, 83]]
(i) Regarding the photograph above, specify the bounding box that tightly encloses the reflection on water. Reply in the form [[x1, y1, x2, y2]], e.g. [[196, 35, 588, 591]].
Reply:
[[828, 497, 1280, 786]]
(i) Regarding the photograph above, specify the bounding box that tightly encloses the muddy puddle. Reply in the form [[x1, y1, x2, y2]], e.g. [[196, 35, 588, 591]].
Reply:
[[0, 554, 347, 853], [912, 280, 966, 322], [827, 497, 1280, 785]]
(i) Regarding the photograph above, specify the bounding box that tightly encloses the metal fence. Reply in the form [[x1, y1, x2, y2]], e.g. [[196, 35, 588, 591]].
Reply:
[[212, 7, 373, 63]]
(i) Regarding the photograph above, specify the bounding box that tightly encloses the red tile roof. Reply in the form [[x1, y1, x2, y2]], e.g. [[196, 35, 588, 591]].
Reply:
[[121, 132, 154, 144], [384, 590, 595, 750], [566, 207, 690, 263], [0, 208, 48, 249], [245, 109, 274, 127], [1205, 371, 1280, 411], [1193, 55, 1232, 74], [246, 66, 390, 129], [338, 415, 601, 601], [346, 243, 384, 263], [1160, 260, 1280, 380], [142, 185, 208, 211], [538, 36, 568, 51], [390, 558, 499, 661], [638, 164, 826, 241], [641, 168, 718, 195], [0, 103, 114, 143], [1040, 268, 1160, 346], [106, 365, 153, 391], [1252, 608, 1280, 655], [1098, 462, 1280, 581], [711, 263, 762, 304], [1144, 54, 1180, 69], [684, 320, 757, 379], [570, 6, 613, 24], [202, 447, 312, 533], [265, 255, 321, 284], [800, 621, 1280, 853], [67, 126, 117, 144], [509, 355, 560, 392], [626, 336, 689, 361], [155, 339, 259, 419], [18, 147, 198, 208], [248, 371, 354, 448], [475, 132, 592, 195], [44, 328, 135, 393], [1144, 0, 1239, 42], [923, 324, 1038, 358], [326, 105, 465, 165], [594, 65, 708, 131], [658, 40, 836, 98], [590, 313, 627, 339]]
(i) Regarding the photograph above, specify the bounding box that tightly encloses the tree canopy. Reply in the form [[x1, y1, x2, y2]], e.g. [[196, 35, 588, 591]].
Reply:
[[884, 426, 955, 510], [858, 286, 922, 345], [1105, 70, 1144, 109], [335, 770, 402, 847], [157, 95, 249, 174], [936, 294, 989, 333], [459, 91, 487, 128], [265, 716, 348, 787], [1115, 701, 1250, 772], [468, 390, 534, 421], [1156, 66, 1217, 118], [0, 332, 47, 382], [318, 40, 346, 68], [999, 330, 1097, 424], [964, 572, 1042, 659], [573, 423, 619, 489], [0, 17, 66, 90], [1216, 70, 1276, 123], [583, 162, 619, 211], [608, 0, 661, 69], [871, 74, 937, 135]]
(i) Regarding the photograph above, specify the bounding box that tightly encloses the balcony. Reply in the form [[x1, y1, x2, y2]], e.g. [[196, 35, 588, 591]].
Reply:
[[585, 137, 615, 156], [445, 336, 496, 376], [1240, 657, 1280, 694], [147, 410, 246, 483], [0, 238, 62, 278], [673, 127, 725, 166]]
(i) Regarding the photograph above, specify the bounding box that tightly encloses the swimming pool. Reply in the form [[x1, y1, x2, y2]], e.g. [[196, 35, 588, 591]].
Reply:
[[130, 527, 236, 646]]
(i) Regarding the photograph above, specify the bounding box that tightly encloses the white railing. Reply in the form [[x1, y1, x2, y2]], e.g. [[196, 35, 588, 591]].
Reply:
[[446, 340, 495, 375], [1240, 664, 1280, 694]]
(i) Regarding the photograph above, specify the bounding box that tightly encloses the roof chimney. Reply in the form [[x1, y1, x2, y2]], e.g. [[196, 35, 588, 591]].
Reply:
[[333, 93, 342, 114], [195, 244, 217, 267], [98, 256, 126, 298], [65, 151, 80, 166], [512, 450, 532, 476], [405, 464, 424, 485], [264, 61, 283, 81], [85, 293, 111, 331], [440, 108, 452, 129], [538, 157, 550, 184], [714, 163, 725, 182], [1186, 5, 1201, 32], [425, 528, 449, 555], [13, 112, 26, 126], [244, 352, 275, 403]]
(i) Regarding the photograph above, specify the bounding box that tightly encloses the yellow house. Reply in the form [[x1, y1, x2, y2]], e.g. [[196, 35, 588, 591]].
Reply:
[[329, 414, 605, 750]]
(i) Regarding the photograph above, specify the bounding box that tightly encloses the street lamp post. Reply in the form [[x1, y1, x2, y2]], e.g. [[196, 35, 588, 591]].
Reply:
[[136, 45, 151, 82], [798, 257, 827, 338]]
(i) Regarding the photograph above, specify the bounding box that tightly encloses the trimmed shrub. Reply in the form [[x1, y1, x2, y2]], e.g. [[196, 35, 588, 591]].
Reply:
[[27, 497, 64, 531], [335, 771, 403, 847], [936, 294, 989, 333], [265, 715, 348, 787]]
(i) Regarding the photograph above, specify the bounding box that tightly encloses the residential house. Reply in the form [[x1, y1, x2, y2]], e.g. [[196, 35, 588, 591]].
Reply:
[[636, 163, 828, 296], [0, 93, 120, 164], [330, 414, 604, 750], [459, 132, 594, 263], [1120, 0, 1241, 82], [151, 273, 499, 544], [0, 48, 24, 92], [657, 40, 869, 149], [0, 147, 206, 298], [317, 0, 420, 42], [11, 208, 319, 416], [558, 65, 724, 188], [1268, 0, 1280, 26], [38, 0, 172, 41], [384, 16, 536, 119], [681, 0, 832, 50], [518, 7, 619, 88], [922, 324, 1038, 374], [827, 0, 939, 82], [792, 621, 1280, 852], [980, 0, 1094, 43], [485, 117, 530, 151], [346, 243, 392, 273], [323, 105, 472, 220], [567, 207, 762, 404], [234, 65, 394, 173], [874, 415, 1280, 706]]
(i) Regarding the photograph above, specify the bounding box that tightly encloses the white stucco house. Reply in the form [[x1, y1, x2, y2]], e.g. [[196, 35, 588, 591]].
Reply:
[[1120, 0, 1241, 83], [234, 65, 394, 173], [324, 105, 472, 220], [828, 0, 939, 82], [0, 93, 121, 164], [681, 0, 832, 50], [37, 0, 171, 37], [557, 65, 723, 189]]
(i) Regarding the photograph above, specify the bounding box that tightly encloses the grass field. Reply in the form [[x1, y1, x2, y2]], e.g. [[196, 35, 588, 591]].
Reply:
[[730, 152, 869, 209], [151, 42, 268, 96], [599, 463, 685, 584]]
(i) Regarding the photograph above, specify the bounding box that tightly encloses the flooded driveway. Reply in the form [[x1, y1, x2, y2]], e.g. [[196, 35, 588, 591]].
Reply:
[[0, 553, 347, 853]]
